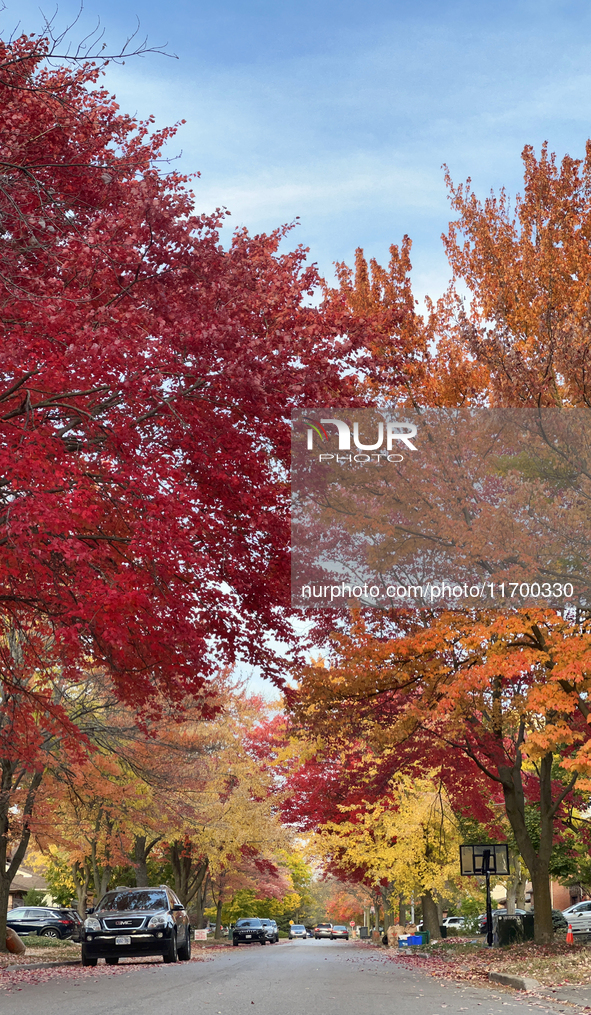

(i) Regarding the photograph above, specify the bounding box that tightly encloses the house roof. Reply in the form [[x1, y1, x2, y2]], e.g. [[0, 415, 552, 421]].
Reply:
[[9, 865, 48, 894]]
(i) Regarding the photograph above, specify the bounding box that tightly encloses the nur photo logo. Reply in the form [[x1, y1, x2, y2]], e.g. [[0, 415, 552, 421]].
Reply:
[[302, 415, 418, 463]]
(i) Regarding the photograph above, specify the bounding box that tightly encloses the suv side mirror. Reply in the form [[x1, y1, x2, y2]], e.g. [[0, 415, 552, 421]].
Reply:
[[86, 907, 95, 915], [171, 904, 184, 912]]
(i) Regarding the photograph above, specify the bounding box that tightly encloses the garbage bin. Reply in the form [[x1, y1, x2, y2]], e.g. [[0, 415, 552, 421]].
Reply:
[[497, 915, 523, 946], [439, 925, 447, 938], [359, 926, 369, 939]]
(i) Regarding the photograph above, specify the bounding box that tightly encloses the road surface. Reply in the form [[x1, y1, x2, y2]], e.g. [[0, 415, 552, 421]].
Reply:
[[0, 938, 577, 1015]]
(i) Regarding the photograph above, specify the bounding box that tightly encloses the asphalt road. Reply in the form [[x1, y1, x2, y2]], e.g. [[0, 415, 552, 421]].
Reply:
[[0, 939, 578, 1015]]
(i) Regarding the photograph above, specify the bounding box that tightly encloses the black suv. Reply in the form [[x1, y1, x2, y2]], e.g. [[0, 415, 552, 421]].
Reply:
[[232, 918, 267, 946], [7, 907, 78, 939], [82, 886, 191, 966]]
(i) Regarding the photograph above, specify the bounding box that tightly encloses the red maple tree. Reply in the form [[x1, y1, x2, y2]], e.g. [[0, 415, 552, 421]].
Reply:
[[0, 32, 403, 949], [0, 34, 393, 702]]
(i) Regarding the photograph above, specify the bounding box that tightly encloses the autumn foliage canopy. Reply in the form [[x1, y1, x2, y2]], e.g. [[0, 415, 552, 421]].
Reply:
[[0, 34, 386, 715]]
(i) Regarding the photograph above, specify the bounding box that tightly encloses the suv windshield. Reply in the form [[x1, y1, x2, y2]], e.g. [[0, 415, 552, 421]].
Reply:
[[236, 919, 262, 927], [97, 891, 168, 912]]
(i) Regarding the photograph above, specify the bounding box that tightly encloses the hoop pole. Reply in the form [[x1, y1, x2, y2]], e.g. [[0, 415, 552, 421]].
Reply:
[[485, 869, 493, 947]]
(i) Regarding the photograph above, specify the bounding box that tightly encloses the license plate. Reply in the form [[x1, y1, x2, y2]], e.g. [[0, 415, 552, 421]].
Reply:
[[245, 934, 251, 939], [115, 936, 131, 945]]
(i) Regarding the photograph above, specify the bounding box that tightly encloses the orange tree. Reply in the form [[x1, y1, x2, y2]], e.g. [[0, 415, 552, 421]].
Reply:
[[294, 143, 591, 944]]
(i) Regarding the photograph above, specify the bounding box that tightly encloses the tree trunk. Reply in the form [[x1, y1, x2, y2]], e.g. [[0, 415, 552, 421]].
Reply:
[[214, 897, 223, 939], [516, 867, 527, 910], [498, 748, 555, 945], [506, 852, 527, 916], [506, 880, 516, 916], [90, 838, 112, 900], [380, 886, 391, 931], [193, 885, 204, 929], [133, 836, 149, 887], [169, 841, 208, 919], [530, 865, 553, 943], [0, 764, 43, 952], [421, 890, 440, 940], [132, 834, 162, 887], [0, 874, 10, 954], [72, 860, 91, 919], [398, 896, 406, 925], [506, 852, 517, 916]]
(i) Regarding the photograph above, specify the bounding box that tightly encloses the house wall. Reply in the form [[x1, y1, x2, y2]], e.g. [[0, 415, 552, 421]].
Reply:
[[552, 883, 584, 910]]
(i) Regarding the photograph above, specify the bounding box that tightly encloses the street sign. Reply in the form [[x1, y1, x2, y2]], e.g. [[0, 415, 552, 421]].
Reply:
[[370, 905, 375, 913], [289, 919, 294, 925], [349, 920, 355, 927]]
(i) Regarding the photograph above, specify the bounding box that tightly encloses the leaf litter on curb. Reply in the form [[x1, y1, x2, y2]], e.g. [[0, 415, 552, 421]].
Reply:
[[387, 941, 591, 988], [0, 954, 210, 994]]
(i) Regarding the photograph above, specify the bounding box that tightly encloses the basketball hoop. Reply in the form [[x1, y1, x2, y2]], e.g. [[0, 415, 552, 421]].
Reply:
[[459, 843, 509, 877], [459, 843, 510, 947]]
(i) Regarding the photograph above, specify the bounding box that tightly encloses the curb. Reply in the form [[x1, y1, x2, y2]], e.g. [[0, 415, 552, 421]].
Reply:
[[489, 971, 541, 991], [2, 959, 81, 972]]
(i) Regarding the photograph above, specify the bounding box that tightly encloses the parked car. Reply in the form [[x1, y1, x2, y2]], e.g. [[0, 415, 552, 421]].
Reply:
[[442, 916, 465, 930], [63, 908, 83, 942], [260, 918, 279, 943], [233, 918, 267, 946], [82, 886, 191, 966], [314, 922, 334, 939], [562, 901, 591, 934], [289, 923, 307, 939], [331, 925, 349, 940], [7, 907, 79, 940]]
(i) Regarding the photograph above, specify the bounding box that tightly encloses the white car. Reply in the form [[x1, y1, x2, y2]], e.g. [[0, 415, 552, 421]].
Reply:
[[442, 916, 466, 929], [562, 901, 591, 934]]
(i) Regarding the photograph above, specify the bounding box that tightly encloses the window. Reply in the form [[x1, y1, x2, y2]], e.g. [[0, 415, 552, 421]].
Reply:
[[97, 891, 168, 912]]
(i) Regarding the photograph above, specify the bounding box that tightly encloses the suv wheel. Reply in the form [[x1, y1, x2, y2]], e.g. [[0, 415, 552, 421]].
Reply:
[[233, 937, 239, 946], [41, 928, 60, 939], [163, 931, 178, 963], [178, 927, 192, 961], [81, 946, 97, 967]]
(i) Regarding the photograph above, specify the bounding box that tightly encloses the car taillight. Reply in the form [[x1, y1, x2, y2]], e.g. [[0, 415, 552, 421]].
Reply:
[[59, 919, 71, 925]]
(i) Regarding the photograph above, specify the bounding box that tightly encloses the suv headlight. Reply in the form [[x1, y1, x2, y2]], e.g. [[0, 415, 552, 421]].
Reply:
[[84, 917, 101, 931], [147, 914, 167, 929]]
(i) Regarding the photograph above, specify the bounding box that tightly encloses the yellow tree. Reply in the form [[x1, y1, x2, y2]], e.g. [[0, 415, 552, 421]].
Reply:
[[311, 775, 462, 938]]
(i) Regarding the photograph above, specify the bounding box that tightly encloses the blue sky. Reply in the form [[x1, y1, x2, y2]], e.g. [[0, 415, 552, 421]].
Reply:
[[7, 0, 591, 305], [7, 0, 591, 694]]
